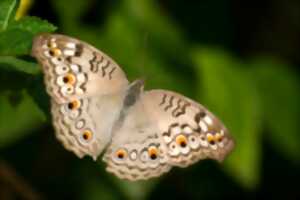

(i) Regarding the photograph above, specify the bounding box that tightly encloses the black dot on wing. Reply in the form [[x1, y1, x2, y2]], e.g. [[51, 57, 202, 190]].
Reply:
[[63, 76, 69, 83], [150, 154, 157, 160], [180, 141, 187, 148], [49, 49, 55, 56], [209, 141, 215, 145], [68, 102, 74, 109], [118, 154, 124, 159]]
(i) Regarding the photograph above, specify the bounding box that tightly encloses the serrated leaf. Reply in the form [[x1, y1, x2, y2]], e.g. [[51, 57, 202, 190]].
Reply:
[[9, 16, 57, 34], [0, 0, 18, 31], [250, 58, 300, 163], [0, 16, 56, 55], [0, 90, 45, 148], [193, 48, 262, 188], [0, 56, 40, 74]]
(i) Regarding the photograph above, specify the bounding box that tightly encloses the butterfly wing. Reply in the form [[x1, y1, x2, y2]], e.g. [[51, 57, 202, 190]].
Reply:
[[103, 83, 171, 180], [51, 92, 125, 160], [142, 90, 234, 167], [32, 33, 129, 159], [32, 33, 129, 104]]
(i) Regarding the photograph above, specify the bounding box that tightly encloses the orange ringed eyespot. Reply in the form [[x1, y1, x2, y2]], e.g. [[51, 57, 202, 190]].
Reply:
[[47, 41, 56, 48], [148, 146, 158, 160], [68, 100, 81, 110], [63, 74, 76, 85], [82, 130, 92, 141], [206, 133, 216, 145], [116, 149, 127, 159], [215, 133, 223, 141], [206, 133, 214, 142], [176, 134, 188, 148], [49, 48, 61, 57]]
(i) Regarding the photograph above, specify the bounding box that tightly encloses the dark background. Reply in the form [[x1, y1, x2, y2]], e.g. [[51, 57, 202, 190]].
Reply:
[[0, 0, 300, 199]]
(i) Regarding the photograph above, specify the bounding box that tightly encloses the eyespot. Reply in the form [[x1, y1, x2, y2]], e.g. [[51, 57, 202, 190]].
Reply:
[[168, 142, 180, 156], [148, 146, 159, 160], [188, 135, 200, 149], [115, 149, 127, 160], [215, 133, 223, 142], [49, 48, 62, 57], [63, 73, 76, 85], [61, 85, 74, 95], [51, 57, 64, 65], [68, 100, 81, 110], [55, 65, 69, 75], [206, 133, 215, 145], [47, 40, 56, 48], [82, 130, 93, 142], [176, 135, 188, 148]]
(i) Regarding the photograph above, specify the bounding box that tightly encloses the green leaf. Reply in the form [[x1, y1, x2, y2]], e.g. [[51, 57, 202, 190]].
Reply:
[[0, 13, 56, 55], [193, 48, 262, 188], [0, 90, 45, 148], [9, 16, 57, 34], [0, 17, 56, 55], [250, 57, 300, 163], [0, 0, 18, 31], [0, 28, 33, 55], [0, 56, 40, 74]]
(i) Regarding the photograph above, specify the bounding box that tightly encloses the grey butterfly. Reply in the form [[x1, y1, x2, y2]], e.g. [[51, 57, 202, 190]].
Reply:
[[31, 33, 234, 181]]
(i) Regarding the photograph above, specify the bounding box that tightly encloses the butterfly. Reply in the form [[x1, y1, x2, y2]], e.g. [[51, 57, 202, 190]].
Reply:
[[31, 33, 234, 181]]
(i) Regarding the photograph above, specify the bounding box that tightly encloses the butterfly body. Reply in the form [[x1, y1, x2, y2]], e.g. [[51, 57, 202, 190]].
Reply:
[[32, 33, 234, 180]]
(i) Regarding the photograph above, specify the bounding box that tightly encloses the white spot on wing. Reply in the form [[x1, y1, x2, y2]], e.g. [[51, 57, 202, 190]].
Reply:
[[66, 42, 76, 49], [204, 116, 213, 125], [76, 120, 84, 129], [130, 151, 137, 160], [64, 49, 75, 56], [163, 135, 172, 143], [75, 87, 84, 94], [77, 73, 86, 83], [199, 121, 208, 132], [183, 126, 193, 134], [180, 146, 190, 155], [172, 127, 181, 135], [70, 64, 79, 73], [200, 140, 208, 147]]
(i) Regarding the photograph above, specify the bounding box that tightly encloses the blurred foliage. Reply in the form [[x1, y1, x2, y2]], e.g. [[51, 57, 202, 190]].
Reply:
[[0, 0, 300, 199]]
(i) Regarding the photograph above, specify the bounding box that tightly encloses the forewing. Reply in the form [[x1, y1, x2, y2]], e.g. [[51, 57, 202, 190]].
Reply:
[[32, 33, 129, 104]]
